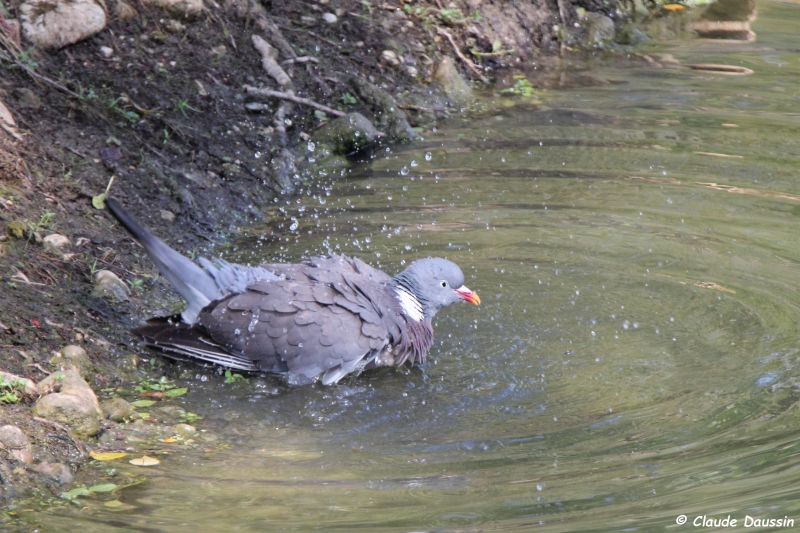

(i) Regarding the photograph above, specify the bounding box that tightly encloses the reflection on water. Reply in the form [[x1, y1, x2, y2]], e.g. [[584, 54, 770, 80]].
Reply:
[[30, 2, 800, 531]]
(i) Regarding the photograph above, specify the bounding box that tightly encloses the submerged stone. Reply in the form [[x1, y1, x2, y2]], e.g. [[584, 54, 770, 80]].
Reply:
[[312, 113, 382, 155], [433, 56, 473, 106]]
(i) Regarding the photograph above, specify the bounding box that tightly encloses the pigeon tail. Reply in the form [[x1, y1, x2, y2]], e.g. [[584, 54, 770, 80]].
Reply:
[[107, 198, 284, 324], [106, 197, 223, 322]]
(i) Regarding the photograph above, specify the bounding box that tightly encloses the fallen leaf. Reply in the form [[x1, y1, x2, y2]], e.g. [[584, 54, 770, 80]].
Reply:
[[88, 483, 118, 493], [92, 193, 108, 210], [129, 456, 160, 467], [161, 438, 178, 443], [104, 500, 124, 508], [662, 3, 685, 10], [130, 399, 157, 408], [90, 451, 129, 461], [141, 391, 164, 398], [62, 487, 90, 500], [164, 387, 187, 397]]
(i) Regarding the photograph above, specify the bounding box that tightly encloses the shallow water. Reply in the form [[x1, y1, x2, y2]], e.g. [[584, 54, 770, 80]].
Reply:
[[31, 2, 800, 531]]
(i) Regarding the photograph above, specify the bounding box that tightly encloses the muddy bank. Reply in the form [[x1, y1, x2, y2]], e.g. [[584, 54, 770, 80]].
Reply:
[[0, 0, 703, 513]]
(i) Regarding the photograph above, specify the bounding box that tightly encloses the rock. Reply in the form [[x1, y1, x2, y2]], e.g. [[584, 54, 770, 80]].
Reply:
[[100, 45, 114, 58], [20, 0, 107, 49], [160, 209, 176, 222], [37, 371, 65, 395], [311, 113, 382, 155], [433, 56, 473, 106], [381, 50, 400, 66], [49, 345, 93, 380], [171, 423, 196, 437], [7, 220, 26, 239], [12, 448, 34, 463], [43, 233, 70, 251], [346, 75, 417, 142], [34, 462, 73, 484], [115, 0, 137, 19], [141, 0, 204, 20], [100, 397, 137, 422], [584, 13, 615, 47], [32, 368, 102, 438], [165, 20, 186, 32], [322, 13, 337, 24], [0, 425, 30, 449], [0, 371, 40, 396], [91, 269, 131, 302]]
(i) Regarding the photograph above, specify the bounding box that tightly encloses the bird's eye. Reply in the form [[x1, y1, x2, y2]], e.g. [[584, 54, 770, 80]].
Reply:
[[440, 280, 448, 288]]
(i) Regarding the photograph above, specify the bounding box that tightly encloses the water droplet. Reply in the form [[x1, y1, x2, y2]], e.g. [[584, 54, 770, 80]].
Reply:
[[307, 141, 316, 152], [425, 152, 432, 161], [622, 320, 630, 330], [400, 166, 410, 176], [234, 328, 241, 335], [254, 151, 262, 159], [410, 160, 418, 167], [536, 483, 545, 491]]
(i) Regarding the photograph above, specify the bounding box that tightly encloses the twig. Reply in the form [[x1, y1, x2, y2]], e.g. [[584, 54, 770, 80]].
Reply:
[[26, 362, 51, 375], [11, 268, 46, 286], [64, 146, 88, 159], [244, 86, 346, 117], [435, 27, 487, 82], [281, 56, 319, 65]]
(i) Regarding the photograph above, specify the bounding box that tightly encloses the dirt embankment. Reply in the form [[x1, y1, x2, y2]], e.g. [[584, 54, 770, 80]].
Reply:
[[0, 0, 636, 509]]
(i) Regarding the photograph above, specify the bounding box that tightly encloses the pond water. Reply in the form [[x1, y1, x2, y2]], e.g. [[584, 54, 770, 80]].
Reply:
[[33, 1, 800, 531]]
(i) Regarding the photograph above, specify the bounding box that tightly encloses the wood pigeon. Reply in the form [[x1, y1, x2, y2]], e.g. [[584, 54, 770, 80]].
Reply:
[[105, 197, 480, 385]]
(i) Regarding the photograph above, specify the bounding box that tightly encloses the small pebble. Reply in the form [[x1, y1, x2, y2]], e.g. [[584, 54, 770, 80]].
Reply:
[[160, 209, 176, 222], [381, 50, 400, 66], [322, 13, 337, 24], [100, 46, 114, 58], [43, 233, 70, 250]]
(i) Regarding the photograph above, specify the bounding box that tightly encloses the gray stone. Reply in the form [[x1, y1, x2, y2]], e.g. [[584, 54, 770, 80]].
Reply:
[[91, 269, 131, 302], [433, 56, 473, 106], [32, 368, 102, 438], [346, 75, 417, 142], [584, 13, 615, 47], [312, 113, 382, 155], [0, 425, 29, 449], [100, 397, 137, 422], [43, 233, 71, 251], [171, 423, 197, 437]]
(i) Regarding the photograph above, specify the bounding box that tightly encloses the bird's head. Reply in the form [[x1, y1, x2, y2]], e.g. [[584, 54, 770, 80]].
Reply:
[[392, 257, 480, 321]]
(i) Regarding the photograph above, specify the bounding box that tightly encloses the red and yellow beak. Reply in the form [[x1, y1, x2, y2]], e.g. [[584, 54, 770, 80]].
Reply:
[[455, 285, 481, 305]]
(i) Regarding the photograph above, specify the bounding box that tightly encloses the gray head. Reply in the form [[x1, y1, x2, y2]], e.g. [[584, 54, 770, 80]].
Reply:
[[391, 257, 480, 321]]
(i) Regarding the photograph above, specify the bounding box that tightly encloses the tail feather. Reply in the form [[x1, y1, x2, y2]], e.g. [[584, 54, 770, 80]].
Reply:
[[105, 197, 223, 322]]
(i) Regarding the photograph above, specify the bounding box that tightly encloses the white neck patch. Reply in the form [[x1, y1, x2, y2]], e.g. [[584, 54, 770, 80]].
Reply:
[[394, 286, 424, 322]]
